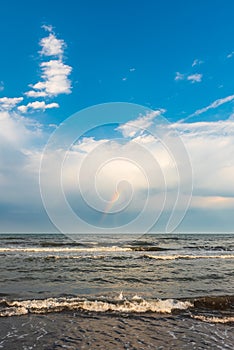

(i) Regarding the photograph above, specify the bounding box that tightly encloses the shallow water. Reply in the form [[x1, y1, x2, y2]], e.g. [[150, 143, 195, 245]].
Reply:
[[0, 233, 233, 349], [1, 312, 234, 350]]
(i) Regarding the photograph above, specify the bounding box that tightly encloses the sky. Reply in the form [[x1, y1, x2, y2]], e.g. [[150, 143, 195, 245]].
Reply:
[[0, 0, 234, 233]]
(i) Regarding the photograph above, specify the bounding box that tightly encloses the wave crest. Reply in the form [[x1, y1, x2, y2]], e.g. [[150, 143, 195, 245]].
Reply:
[[0, 296, 192, 317]]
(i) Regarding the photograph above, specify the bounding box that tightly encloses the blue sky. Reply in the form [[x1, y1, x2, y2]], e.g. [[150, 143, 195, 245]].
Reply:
[[1, 0, 234, 120], [0, 0, 234, 233]]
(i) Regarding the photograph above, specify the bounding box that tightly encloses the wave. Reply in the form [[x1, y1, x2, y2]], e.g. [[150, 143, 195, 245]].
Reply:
[[1, 294, 233, 319], [1, 251, 234, 263], [142, 254, 234, 260], [184, 245, 233, 251], [130, 246, 171, 252], [0, 246, 131, 253], [193, 295, 234, 310], [39, 242, 85, 247], [0, 295, 192, 317], [1, 245, 234, 258], [0, 245, 170, 253], [191, 315, 234, 324]]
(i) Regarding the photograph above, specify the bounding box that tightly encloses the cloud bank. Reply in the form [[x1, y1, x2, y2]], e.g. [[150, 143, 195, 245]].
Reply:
[[1, 106, 234, 232]]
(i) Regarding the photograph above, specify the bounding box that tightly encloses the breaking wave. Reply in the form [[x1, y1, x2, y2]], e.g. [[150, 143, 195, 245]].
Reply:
[[0, 246, 131, 253], [1, 294, 233, 321], [0, 295, 192, 317]]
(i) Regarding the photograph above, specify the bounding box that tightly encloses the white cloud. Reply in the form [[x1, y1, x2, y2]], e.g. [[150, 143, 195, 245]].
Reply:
[[187, 73, 203, 83], [0, 111, 42, 146], [42, 24, 53, 33], [73, 137, 108, 154], [40, 33, 65, 57], [187, 94, 234, 119], [0, 97, 23, 111], [26, 60, 72, 97], [227, 51, 234, 59], [59, 118, 234, 221], [1, 25, 72, 111], [18, 101, 59, 113], [0, 110, 49, 232], [172, 119, 234, 199], [192, 59, 203, 67], [175, 72, 203, 83], [1, 108, 234, 232], [129, 68, 136, 72], [175, 72, 185, 81], [25, 90, 48, 98], [25, 26, 72, 98], [117, 110, 165, 138], [98, 119, 234, 198]]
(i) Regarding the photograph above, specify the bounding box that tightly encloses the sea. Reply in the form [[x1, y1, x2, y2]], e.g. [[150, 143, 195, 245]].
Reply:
[[0, 233, 233, 349]]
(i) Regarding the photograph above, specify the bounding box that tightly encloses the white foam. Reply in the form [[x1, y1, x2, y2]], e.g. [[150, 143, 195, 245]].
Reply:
[[0, 246, 131, 253], [0, 296, 193, 317], [192, 315, 234, 324], [117, 291, 124, 300]]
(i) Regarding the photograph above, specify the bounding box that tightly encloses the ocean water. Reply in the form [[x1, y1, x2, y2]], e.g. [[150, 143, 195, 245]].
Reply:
[[0, 233, 233, 349]]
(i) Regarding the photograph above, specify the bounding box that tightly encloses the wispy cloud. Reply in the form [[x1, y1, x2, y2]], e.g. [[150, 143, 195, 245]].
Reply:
[[121, 67, 136, 81], [41, 24, 53, 32], [18, 101, 59, 113], [227, 51, 234, 59], [186, 94, 234, 119], [175, 72, 185, 81], [117, 110, 165, 138], [0, 81, 4, 92], [0, 97, 23, 111], [25, 26, 72, 98], [187, 73, 203, 83], [175, 72, 202, 83], [192, 59, 203, 67]]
